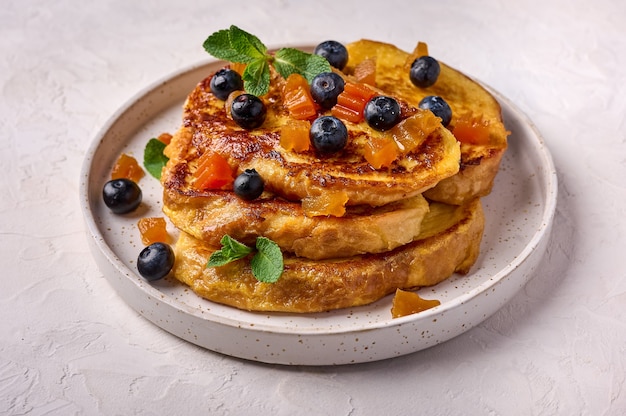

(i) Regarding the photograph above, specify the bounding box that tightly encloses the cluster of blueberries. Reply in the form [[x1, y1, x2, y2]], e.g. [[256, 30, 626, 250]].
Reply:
[[212, 40, 451, 156], [102, 179, 174, 281]]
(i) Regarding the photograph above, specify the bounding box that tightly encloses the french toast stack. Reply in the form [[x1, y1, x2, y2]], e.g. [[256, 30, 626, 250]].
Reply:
[[160, 40, 508, 313]]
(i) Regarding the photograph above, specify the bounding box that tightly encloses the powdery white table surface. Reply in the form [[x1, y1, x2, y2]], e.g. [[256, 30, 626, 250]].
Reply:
[[2, 0, 625, 414]]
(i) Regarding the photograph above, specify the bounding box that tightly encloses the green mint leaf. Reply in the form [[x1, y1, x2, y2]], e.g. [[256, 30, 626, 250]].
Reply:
[[206, 235, 253, 267], [273, 48, 331, 83], [221, 235, 254, 257], [228, 25, 268, 60], [143, 138, 169, 180], [205, 235, 284, 283], [205, 250, 231, 268], [242, 59, 271, 96], [250, 237, 284, 283], [202, 28, 255, 63]]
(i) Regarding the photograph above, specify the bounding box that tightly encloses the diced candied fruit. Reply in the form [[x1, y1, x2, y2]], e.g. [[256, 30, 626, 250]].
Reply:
[[390, 110, 441, 153], [157, 133, 173, 145], [281, 119, 311, 152], [137, 217, 171, 245], [283, 73, 318, 120], [111, 153, 145, 183], [416, 41, 429, 57], [353, 57, 377, 86], [192, 151, 234, 190], [331, 81, 376, 123], [363, 136, 399, 169], [331, 102, 362, 123], [453, 115, 492, 145], [391, 288, 441, 318], [302, 190, 349, 217]]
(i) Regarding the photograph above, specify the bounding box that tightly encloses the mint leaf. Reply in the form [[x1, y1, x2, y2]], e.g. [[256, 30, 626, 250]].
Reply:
[[203, 26, 268, 64], [274, 48, 331, 83], [250, 237, 284, 283], [228, 25, 267, 60], [207, 235, 253, 267], [221, 235, 253, 257], [206, 235, 284, 283], [203, 29, 254, 63], [143, 138, 169, 179], [205, 250, 231, 268], [242, 59, 270, 97]]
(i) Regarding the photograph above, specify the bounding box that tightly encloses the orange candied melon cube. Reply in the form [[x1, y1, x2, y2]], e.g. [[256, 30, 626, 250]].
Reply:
[[192, 151, 234, 190], [452, 115, 492, 145], [280, 119, 311, 152], [331, 81, 377, 123], [391, 288, 441, 318], [390, 110, 441, 154], [157, 132, 173, 145], [363, 136, 399, 169], [302, 190, 349, 217], [283, 73, 318, 120], [137, 217, 171, 245], [111, 153, 145, 183]]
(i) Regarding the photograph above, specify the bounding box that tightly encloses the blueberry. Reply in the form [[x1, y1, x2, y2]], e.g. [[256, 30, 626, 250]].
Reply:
[[364, 96, 402, 131], [418, 95, 452, 127], [231, 93, 267, 129], [314, 40, 349, 70], [310, 116, 348, 154], [102, 178, 142, 214], [310, 72, 345, 109], [210, 68, 243, 100], [137, 242, 175, 281], [234, 169, 264, 200], [409, 56, 440, 88]]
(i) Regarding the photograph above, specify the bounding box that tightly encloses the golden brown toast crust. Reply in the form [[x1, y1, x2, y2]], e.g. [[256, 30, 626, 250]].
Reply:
[[171, 199, 484, 313], [345, 40, 508, 204]]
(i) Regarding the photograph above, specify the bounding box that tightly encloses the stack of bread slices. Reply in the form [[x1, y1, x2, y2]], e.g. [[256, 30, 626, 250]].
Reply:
[[160, 40, 508, 313]]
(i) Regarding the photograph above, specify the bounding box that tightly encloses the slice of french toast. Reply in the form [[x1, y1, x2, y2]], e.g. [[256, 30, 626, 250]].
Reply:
[[163, 187, 430, 260], [162, 67, 461, 208], [345, 40, 509, 204], [170, 199, 484, 313]]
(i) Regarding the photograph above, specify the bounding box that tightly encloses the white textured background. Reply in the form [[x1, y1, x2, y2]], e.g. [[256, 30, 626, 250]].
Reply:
[[2, 0, 625, 414]]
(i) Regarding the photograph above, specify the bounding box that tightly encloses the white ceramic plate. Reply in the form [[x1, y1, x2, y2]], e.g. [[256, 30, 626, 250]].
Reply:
[[80, 58, 557, 366]]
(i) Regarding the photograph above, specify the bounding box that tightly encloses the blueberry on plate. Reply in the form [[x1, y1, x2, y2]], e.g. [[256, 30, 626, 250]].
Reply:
[[231, 93, 267, 129], [310, 115, 348, 154], [310, 72, 345, 109], [314, 40, 349, 70], [364, 95, 402, 131], [409, 56, 441, 88], [102, 178, 142, 214], [234, 169, 264, 200], [137, 242, 175, 281], [210, 68, 243, 100], [418, 95, 452, 127]]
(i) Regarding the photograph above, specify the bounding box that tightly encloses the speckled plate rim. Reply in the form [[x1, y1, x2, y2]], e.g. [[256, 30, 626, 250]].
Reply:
[[79, 55, 557, 359]]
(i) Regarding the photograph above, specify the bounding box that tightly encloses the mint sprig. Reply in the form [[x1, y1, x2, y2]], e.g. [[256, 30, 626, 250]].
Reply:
[[250, 237, 284, 283], [143, 138, 169, 180], [207, 235, 284, 283], [203, 25, 331, 96], [273, 48, 330, 82]]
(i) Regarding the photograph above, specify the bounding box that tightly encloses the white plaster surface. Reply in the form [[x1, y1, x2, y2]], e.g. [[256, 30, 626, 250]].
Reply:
[[1, 0, 625, 414]]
